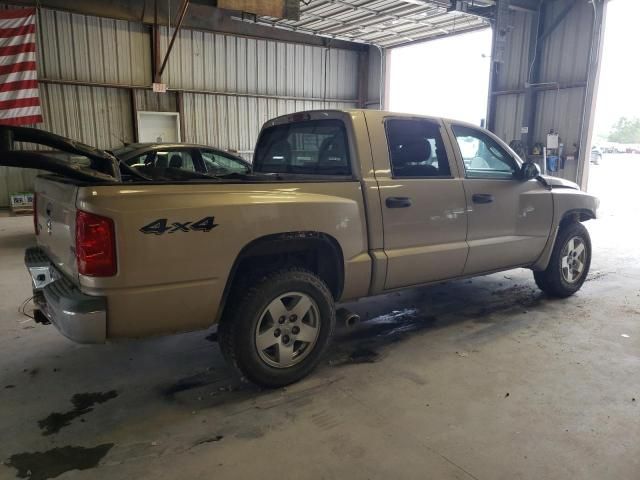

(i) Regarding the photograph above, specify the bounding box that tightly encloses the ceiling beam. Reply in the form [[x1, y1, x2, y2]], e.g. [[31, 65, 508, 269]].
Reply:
[[0, 0, 365, 50], [385, 16, 487, 46], [300, 2, 451, 37], [511, 0, 540, 12], [386, 20, 488, 48], [215, 0, 299, 20]]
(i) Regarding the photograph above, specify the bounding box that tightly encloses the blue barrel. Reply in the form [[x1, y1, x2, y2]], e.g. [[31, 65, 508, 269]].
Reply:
[[547, 155, 559, 172]]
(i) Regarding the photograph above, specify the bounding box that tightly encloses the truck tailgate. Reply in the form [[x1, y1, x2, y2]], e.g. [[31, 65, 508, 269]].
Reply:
[[35, 176, 79, 280]]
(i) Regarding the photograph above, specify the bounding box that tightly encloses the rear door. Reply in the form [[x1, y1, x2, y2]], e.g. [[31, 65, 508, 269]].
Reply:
[[446, 122, 553, 274], [366, 114, 469, 290]]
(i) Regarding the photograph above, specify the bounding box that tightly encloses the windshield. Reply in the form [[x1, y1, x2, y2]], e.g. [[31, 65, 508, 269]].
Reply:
[[253, 119, 351, 176]]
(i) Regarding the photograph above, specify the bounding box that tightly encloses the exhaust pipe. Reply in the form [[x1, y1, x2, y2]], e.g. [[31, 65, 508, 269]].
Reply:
[[33, 309, 51, 325], [336, 308, 360, 329]]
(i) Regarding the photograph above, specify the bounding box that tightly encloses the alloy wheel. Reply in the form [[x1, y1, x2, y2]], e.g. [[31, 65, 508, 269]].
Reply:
[[254, 291, 321, 368], [561, 236, 587, 284]]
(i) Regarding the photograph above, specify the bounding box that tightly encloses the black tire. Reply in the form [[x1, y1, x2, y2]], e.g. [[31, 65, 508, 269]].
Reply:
[[534, 222, 591, 298], [218, 268, 335, 388]]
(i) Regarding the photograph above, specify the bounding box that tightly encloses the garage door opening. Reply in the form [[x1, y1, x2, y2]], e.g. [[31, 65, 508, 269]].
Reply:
[[589, 0, 640, 201], [388, 29, 493, 125]]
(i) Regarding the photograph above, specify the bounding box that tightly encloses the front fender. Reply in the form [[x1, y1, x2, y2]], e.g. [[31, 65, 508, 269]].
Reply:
[[552, 189, 599, 222], [531, 190, 599, 271]]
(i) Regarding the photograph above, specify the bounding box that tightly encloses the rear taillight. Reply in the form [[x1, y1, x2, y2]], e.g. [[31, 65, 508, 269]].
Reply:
[[75, 210, 117, 277], [33, 193, 38, 235]]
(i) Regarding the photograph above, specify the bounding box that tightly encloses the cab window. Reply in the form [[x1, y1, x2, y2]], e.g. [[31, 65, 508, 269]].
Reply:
[[201, 151, 249, 175], [452, 125, 518, 179], [253, 119, 351, 176], [385, 119, 452, 178]]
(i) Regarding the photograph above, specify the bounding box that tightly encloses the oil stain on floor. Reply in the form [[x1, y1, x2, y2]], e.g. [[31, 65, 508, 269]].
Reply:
[[38, 390, 119, 436], [328, 309, 438, 366], [6, 444, 114, 480]]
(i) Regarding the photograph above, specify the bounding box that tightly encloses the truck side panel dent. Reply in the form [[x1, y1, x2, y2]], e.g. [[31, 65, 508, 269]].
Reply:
[[75, 181, 371, 338]]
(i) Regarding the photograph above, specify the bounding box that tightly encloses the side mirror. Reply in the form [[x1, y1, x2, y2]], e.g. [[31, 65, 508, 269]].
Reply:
[[519, 160, 541, 181]]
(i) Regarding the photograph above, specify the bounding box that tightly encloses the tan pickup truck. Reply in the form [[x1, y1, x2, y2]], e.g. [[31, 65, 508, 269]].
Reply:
[[1, 110, 599, 387]]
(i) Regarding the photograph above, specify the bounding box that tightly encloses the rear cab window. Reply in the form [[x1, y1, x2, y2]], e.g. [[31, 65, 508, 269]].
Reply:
[[385, 118, 452, 178], [253, 119, 351, 176]]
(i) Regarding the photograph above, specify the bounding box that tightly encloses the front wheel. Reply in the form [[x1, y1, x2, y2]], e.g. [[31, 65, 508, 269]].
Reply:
[[218, 268, 335, 388], [534, 222, 592, 298]]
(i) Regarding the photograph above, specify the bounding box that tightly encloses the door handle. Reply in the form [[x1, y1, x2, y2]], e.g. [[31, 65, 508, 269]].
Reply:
[[472, 193, 494, 204], [386, 196, 412, 208]]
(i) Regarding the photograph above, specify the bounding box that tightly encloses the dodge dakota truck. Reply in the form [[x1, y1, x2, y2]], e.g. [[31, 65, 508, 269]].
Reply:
[[0, 110, 599, 387]]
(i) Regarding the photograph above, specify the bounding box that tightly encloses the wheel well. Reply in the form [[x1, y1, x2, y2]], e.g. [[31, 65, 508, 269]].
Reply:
[[217, 232, 344, 321], [560, 209, 595, 228]]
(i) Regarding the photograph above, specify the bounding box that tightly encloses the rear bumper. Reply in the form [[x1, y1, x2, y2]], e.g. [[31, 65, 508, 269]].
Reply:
[[25, 247, 107, 343]]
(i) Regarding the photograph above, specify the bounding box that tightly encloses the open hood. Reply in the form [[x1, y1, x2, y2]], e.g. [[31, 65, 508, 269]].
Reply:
[[0, 126, 125, 183]]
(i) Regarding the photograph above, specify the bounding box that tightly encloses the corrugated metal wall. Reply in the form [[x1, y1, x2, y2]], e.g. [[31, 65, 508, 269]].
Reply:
[[0, 6, 362, 206], [134, 90, 178, 113], [158, 26, 359, 159], [37, 9, 152, 86], [159, 27, 359, 101], [41, 84, 134, 148], [494, 93, 526, 146], [491, 1, 604, 185], [535, 1, 597, 183], [492, 9, 531, 144], [367, 46, 384, 109]]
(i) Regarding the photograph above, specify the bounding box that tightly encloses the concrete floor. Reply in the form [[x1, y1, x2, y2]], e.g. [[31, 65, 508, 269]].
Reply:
[[1, 155, 638, 480]]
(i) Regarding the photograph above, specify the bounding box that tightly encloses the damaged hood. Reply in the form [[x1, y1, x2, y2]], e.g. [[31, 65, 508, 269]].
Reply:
[[0, 126, 149, 183], [540, 175, 579, 190]]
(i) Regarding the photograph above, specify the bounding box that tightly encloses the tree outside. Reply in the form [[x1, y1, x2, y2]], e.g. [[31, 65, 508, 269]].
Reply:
[[608, 117, 640, 144]]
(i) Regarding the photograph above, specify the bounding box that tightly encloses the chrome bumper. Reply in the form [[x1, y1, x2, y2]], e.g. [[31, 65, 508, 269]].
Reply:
[[25, 247, 107, 343]]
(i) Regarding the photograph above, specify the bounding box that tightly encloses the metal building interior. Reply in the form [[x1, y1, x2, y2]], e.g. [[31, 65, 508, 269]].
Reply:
[[1, 1, 638, 479], [0, 0, 605, 202]]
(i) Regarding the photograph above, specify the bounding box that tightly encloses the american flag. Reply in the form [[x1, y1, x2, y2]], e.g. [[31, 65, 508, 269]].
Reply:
[[0, 8, 42, 126]]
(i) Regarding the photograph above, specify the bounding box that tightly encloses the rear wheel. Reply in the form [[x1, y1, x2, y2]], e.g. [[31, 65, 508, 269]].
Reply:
[[218, 268, 335, 388], [534, 222, 591, 298]]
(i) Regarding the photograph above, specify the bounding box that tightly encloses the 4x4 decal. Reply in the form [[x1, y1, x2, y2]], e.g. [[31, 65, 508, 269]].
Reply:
[[140, 216, 218, 235]]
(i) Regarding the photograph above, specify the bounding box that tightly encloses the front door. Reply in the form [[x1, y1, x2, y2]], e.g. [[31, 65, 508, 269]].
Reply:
[[367, 115, 469, 290], [447, 123, 553, 275]]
